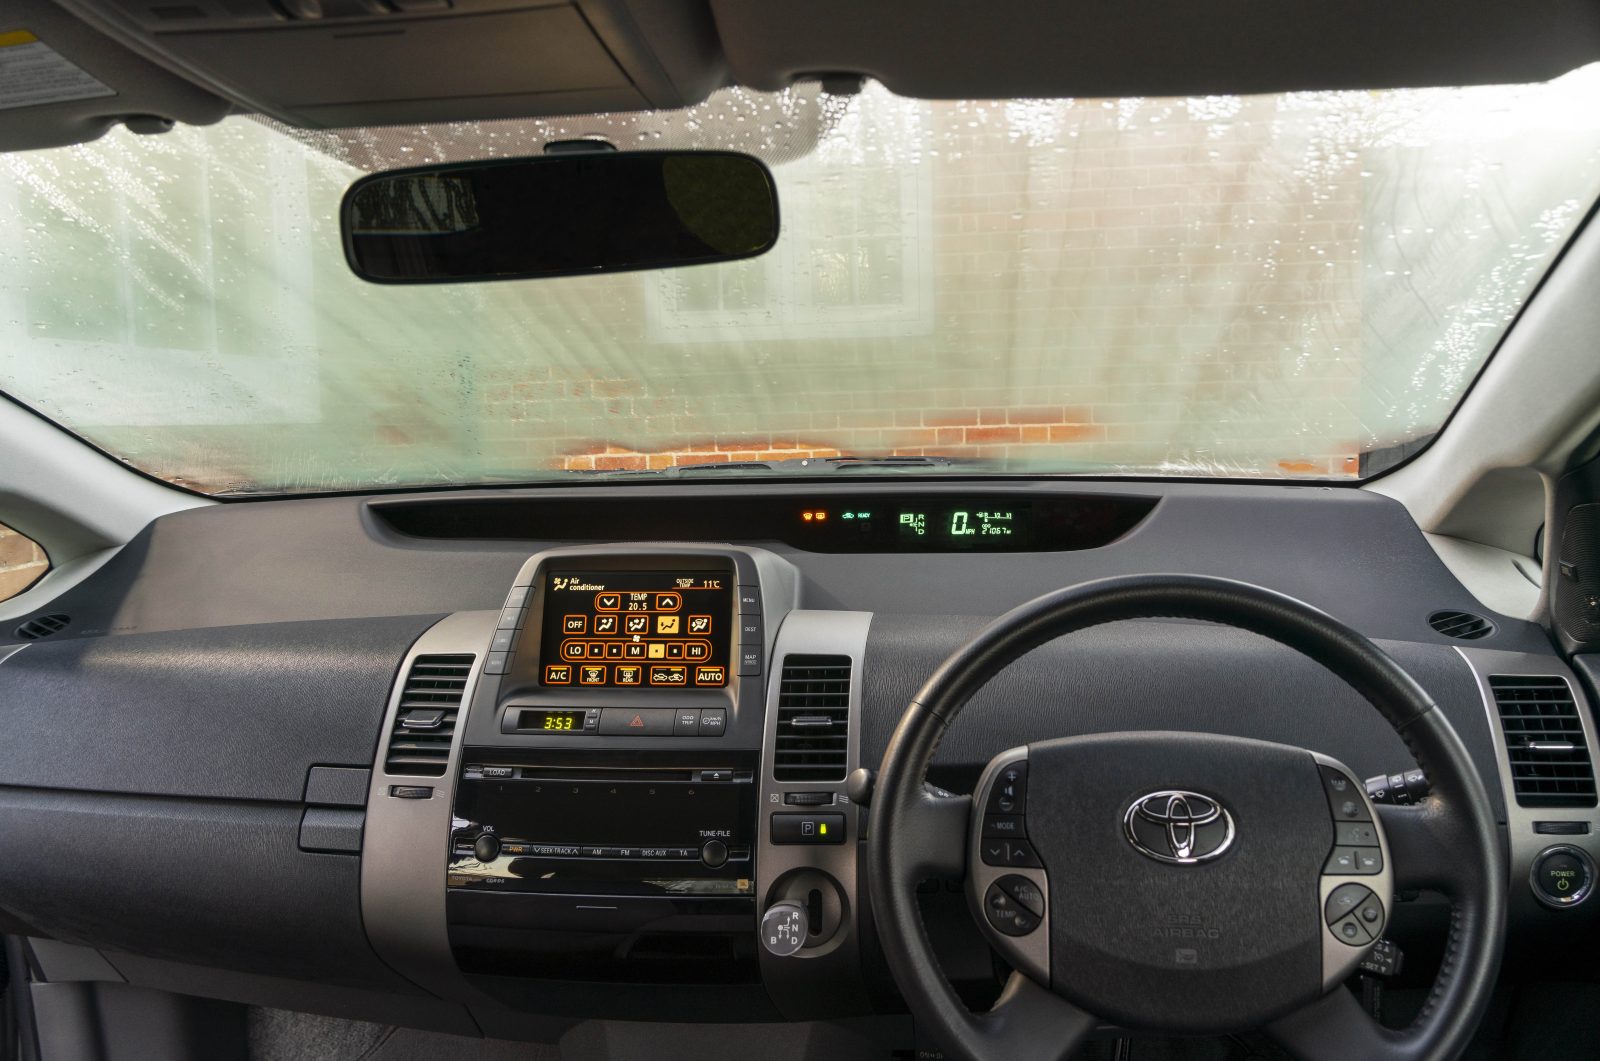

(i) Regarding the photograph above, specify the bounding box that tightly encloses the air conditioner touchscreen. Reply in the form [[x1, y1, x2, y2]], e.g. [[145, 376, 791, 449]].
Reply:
[[540, 571, 732, 688]]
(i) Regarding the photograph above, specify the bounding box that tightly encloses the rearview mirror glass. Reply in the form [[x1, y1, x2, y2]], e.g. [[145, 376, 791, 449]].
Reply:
[[341, 151, 779, 284]]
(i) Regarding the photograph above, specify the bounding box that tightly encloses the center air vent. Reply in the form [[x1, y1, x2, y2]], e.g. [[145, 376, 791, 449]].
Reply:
[[774, 654, 852, 782], [14, 614, 69, 641], [1429, 610, 1494, 640], [1489, 675, 1597, 807], [384, 654, 473, 777]]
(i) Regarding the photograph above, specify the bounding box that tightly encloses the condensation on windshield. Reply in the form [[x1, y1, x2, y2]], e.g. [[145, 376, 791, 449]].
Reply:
[[4, 70, 1600, 493]]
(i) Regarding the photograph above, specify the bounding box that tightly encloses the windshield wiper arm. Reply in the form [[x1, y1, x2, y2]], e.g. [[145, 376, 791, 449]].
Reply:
[[575, 454, 991, 480]]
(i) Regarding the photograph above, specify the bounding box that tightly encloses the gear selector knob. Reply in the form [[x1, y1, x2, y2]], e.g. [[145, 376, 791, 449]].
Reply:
[[761, 900, 809, 956]]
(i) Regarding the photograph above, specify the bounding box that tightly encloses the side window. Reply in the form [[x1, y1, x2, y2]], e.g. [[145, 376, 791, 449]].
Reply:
[[0, 521, 49, 602]]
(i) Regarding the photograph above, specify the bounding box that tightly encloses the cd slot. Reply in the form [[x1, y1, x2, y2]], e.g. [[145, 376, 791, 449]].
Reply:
[[462, 764, 751, 783]]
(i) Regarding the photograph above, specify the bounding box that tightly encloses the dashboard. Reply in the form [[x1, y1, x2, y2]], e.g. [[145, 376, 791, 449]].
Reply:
[[0, 479, 1597, 1039]]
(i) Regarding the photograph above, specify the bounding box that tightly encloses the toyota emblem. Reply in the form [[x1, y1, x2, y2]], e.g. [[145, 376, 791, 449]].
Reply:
[[1123, 790, 1235, 864]]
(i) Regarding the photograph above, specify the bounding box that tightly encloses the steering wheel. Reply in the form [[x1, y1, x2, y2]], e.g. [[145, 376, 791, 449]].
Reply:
[[867, 574, 1506, 1061]]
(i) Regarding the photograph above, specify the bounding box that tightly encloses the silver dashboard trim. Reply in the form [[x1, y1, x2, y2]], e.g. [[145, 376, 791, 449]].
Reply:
[[0, 643, 26, 668], [360, 609, 497, 1002], [755, 609, 873, 960], [1453, 646, 1600, 909]]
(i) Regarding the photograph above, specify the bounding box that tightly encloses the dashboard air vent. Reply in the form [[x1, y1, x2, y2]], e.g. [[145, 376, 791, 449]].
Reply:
[[1489, 675, 1597, 807], [1428, 610, 1494, 640], [774, 654, 852, 782], [384, 654, 474, 777], [14, 614, 69, 641]]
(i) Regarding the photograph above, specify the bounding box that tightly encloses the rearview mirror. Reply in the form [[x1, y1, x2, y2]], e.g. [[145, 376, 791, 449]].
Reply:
[[341, 151, 779, 284]]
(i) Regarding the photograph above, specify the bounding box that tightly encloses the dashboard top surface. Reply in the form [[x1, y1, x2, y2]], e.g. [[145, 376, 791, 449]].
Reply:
[[0, 478, 1547, 652]]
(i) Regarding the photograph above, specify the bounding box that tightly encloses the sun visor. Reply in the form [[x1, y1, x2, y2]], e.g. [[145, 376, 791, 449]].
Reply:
[[0, 0, 228, 151], [46, 0, 725, 128], [710, 0, 1600, 98]]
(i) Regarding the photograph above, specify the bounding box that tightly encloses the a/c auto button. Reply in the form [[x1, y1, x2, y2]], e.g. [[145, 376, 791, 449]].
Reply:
[[984, 874, 1045, 937]]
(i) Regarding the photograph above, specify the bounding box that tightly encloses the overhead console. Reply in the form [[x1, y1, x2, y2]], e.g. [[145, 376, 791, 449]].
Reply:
[[51, 0, 724, 127]]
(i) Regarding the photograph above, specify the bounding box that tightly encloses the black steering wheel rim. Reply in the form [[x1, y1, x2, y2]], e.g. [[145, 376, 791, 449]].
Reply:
[[866, 573, 1506, 1061]]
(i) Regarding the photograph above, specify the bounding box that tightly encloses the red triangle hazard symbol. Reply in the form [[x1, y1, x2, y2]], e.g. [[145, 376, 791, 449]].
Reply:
[[628, 714, 645, 728]]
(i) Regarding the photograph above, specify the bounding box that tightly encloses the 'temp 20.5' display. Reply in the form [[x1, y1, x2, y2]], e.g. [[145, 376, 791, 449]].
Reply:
[[540, 572, 732, 688]]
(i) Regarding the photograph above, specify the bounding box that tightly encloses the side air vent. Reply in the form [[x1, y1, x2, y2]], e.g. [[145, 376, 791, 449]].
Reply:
[[774, 654, 852, 782], [14, 614, 69, 641], [1429, 610, 1494, 640], [384, 654, 474, 777], [1489, 675, 1597, 807]]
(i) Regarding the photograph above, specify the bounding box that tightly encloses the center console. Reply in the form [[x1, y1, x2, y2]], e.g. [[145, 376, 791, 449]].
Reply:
[[361, 543, 875, 1022]]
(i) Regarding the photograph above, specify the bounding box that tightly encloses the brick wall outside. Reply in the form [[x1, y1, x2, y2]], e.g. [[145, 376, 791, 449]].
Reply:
[[458, 93, 1366, 478], [0, 521, 47, 601]]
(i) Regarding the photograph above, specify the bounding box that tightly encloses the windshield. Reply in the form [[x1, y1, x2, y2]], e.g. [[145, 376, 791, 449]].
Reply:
[[5, 71, 1600, 495]]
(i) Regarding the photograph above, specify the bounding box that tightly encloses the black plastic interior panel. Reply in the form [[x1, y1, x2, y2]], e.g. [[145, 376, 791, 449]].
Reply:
[[0, 614, 440, 801], [0, 481, 1549, 650], [861, 615, 1507, 821], [0, 788, 420, 992]]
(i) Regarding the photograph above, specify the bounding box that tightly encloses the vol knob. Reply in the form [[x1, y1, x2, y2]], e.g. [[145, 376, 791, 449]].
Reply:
[[761, 900, 809, 956], [473, 834, 501, 862]]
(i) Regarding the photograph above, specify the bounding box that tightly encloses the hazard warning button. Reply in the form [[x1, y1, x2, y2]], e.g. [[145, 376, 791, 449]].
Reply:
[[598, 708, 674, 735]]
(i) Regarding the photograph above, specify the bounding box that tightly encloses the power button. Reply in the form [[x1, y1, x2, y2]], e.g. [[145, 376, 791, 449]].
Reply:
[[1531, 845, 1595, 908]]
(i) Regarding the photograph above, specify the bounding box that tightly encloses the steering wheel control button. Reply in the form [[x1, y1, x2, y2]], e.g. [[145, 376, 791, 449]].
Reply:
[[980, 838, 1043, 868], [1329, 911, 1377, 946], [984, 876, 1045, 936], [1324, 845, 1382, 875], [771, 812, 846, 844], [1324, 883, 1373, 923], [1531, 845, 1596, 908], [982, 814, 1026, 838], [985, 762, 1028, 814], [1334, 820, 1380, 846], [1320, 766, 1372, 821], [1359, 938, 1405, 977]]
